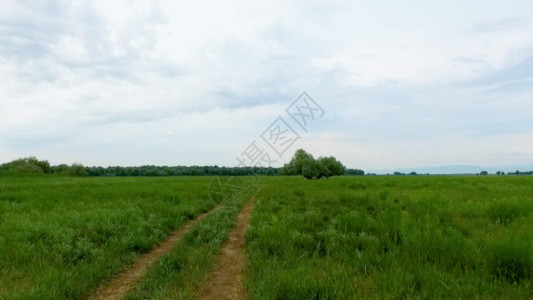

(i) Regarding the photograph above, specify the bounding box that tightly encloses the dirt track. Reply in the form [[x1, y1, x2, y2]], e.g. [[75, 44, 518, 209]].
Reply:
[[89, 207, 216, 300], [199, 195, 255, 300]]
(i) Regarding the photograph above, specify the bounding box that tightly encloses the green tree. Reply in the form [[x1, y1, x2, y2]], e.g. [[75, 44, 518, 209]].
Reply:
[[66, 163, 87, 176], [346, 169, 365, 175], [317, 156, 345, 178], [283, 149, 315, 175], [283, 149, 347, 179], [4, 157, 50, 174], [302, 163, 318, 179]]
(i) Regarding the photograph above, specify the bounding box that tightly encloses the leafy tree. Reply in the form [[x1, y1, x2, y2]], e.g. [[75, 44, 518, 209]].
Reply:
[[283, 149, 347, 179], [283, 149, 315, 175], [346, 169, 365, 175], [66, 163, 87, 176], [2, 157, 50, 174], [318, 156, 345, 177], [480, 171, 489, 176], [302, 163, 318, 179], [51, 164, 69, 174]]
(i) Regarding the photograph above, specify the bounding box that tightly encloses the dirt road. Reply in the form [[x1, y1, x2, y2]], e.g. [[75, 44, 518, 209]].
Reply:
[[89, 207, 217, 300], [198, 195, 255, 300]]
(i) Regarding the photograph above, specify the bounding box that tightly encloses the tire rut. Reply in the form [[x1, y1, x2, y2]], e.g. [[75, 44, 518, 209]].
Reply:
[[89, 206, 218, 300], [198, 194, 256, 300]]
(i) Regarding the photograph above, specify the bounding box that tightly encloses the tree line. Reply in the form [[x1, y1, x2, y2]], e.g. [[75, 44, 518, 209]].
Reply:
[[479, 170, 533, 176], [1, 156, 364, 177]]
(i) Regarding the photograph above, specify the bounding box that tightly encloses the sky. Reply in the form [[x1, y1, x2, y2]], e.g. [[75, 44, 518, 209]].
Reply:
[[1, 0, 533, 171]]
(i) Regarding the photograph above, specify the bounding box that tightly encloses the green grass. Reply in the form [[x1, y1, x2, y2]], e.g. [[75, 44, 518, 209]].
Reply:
[[125, 177, 257, 299], [246, 176, 533, 299], [1, 174, 532, 299], [0, 175, 221, 299]]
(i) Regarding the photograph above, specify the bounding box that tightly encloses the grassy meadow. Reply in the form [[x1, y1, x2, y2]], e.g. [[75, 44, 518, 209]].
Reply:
[[0, 174, 532, 299], [246, 176, 533, 299], [0, 175, 222, 299], [125, 178, 257, 299]]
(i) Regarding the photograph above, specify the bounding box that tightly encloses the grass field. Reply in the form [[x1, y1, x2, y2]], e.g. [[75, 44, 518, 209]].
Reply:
[[0, 175, 222, 299], [125, 181, 255, 299], [1, 174, 532, 299], [247, 176, 533, 299]]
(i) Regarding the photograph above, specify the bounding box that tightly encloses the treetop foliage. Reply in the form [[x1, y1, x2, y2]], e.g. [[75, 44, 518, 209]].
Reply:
[[0, 157, 50, 174], [283, 149, 355, 179], [0, 158, 88, 176]]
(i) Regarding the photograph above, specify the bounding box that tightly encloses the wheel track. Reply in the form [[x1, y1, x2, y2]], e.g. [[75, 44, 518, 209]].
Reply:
[[198, 194, 256, 300], [89, 205, 218, 300]]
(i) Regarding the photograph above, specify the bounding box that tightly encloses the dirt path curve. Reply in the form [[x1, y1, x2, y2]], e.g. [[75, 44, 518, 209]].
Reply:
[[89, 206, 218, 300], [199, 194, 256, 300]]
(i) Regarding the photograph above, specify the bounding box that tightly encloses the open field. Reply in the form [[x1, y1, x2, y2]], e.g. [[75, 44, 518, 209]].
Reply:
[[247, 176, 533, 299], [0, 175, 225, 299], [124, 188, 255, 299], [0, 174, 532, 299]]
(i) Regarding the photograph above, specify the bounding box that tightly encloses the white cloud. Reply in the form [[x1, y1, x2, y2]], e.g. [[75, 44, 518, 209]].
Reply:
[[1, 0, 533, 169]]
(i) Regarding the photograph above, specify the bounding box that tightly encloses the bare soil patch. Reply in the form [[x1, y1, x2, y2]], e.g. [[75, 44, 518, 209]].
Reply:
[[199, 195, 255, 300]]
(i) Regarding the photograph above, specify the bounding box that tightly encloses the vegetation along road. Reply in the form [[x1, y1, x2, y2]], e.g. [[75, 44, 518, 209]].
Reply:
[[0, 174, 531, 299]]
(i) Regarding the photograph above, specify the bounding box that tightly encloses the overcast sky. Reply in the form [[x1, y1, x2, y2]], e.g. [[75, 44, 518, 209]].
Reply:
[[1, 0, 533, 170]]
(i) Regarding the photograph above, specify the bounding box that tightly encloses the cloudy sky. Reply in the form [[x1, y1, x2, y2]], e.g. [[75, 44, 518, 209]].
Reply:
[[1, 0, 533, 171]]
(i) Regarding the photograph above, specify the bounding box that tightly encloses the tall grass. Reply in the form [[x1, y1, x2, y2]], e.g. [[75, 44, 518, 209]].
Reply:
[[0, 175, 220, 299], [125, 178, 257, 299], [1, 175, 532, 299], [246, 176, 533, 299]]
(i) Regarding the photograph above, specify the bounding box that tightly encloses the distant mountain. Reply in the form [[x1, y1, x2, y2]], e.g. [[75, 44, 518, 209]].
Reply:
[[368, 164, 533, 175]]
